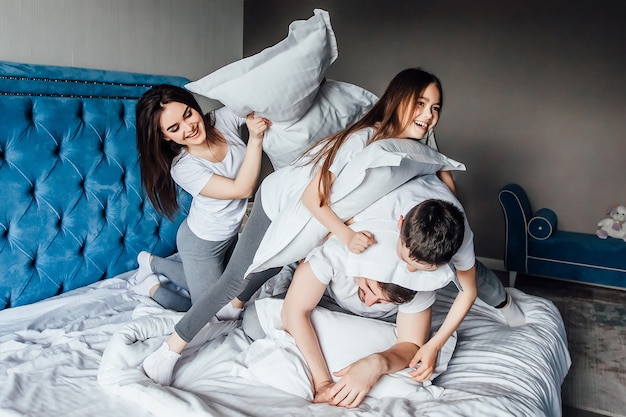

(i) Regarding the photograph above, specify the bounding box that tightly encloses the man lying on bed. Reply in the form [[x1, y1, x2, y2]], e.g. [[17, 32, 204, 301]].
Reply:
[[263, 199, 461, 408], [244, 174, 525, 408]]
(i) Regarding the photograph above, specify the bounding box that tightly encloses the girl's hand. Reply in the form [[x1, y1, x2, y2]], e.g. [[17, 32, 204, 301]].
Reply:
[[245, 112, 272, 139], [346, 230, 376, 254], [313, 381, 336, 404]]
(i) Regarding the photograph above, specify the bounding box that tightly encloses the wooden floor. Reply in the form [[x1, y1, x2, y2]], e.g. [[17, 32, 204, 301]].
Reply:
[[508, 273, 626, 417]]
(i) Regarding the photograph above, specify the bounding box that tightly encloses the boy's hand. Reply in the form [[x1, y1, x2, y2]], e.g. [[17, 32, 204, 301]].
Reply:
[[408, 343, 437, 381], [245, 112, 272, 139], [346, 230, 376, 254]]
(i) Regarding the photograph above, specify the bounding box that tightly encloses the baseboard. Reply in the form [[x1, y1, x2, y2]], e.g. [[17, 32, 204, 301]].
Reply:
[[476, 257, 506, 272]]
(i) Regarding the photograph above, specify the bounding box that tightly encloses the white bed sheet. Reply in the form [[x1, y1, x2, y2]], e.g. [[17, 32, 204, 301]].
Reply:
[[0, 271, 570, 417]]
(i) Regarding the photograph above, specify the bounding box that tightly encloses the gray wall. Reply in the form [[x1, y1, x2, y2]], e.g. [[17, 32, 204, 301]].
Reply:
[[1, 0, 624, 261], [244, 0, 626, 260], [0, 0, 243, 92]]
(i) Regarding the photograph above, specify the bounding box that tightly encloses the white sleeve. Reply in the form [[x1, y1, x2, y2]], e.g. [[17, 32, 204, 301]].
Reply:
[[212, 106, 246, 131], [305, 241, 346, 286], [398, 291, 436, 314], [327, 129, 370, 177], [450, 217, 476, 271], [170, 156, 214, 197]]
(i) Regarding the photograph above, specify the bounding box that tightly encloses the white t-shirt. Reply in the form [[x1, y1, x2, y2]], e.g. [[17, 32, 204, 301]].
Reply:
[[352, 174, 476, 272], [306, 219, 453, 319], [260, 128, 374, 221], [170, 107, 247, 241]]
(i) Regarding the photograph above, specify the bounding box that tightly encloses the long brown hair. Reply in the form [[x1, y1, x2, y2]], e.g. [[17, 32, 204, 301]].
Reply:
[[306, 68, 443, 206], [135, 84, 221, 218]]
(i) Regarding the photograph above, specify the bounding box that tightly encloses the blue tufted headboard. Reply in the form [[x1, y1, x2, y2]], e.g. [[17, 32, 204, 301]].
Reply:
[[0, 61, 192, 309]]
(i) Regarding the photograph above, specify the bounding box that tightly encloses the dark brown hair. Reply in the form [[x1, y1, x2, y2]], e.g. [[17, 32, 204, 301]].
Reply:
[[401, 199, 465, 266], [379, 282, 417, 305], [135, 84, 221, 218]]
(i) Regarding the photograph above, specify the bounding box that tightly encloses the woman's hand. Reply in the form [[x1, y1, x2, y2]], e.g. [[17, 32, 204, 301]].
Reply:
[[245, 112, 271, 140], [345, 230, 376, 254]]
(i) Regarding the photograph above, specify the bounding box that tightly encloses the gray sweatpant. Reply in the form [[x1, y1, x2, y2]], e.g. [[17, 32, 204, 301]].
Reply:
[[466, 259, 507, 307], [149, 219, 238, 312], [175, 187, 282, 343]]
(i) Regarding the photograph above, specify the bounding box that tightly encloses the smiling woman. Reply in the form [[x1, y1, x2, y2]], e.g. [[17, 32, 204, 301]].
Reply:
[[131, 84, 270, 313]]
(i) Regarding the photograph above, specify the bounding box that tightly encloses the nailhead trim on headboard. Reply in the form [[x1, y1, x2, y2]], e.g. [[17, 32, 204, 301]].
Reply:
[[0, 76, 155, 99]]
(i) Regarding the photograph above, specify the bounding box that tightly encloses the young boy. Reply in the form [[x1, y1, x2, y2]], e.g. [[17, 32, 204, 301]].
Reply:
[[350, 174, 525, 383], [280, 199, 467, 409]]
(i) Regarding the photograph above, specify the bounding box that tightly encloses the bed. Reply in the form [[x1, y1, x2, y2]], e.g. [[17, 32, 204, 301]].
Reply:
[[0, 10, 571, 417], [0, 268, 570, 417]]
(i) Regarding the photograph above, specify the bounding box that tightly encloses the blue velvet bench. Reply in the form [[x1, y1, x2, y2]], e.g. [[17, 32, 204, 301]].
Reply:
[[0, 61, 192, 309], [498, 183, 626, 289]]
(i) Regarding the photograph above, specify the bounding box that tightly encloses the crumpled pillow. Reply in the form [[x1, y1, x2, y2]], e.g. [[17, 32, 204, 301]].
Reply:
[[185, 9, 337, 123], [247, 139, 466, 276], [263, 80, 377, 169], [232, 298, 455, 401]]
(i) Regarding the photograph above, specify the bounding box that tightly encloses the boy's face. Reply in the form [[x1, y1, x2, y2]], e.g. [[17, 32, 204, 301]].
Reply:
[[396, 215, 439, 272], [355, 277, 392, 307]]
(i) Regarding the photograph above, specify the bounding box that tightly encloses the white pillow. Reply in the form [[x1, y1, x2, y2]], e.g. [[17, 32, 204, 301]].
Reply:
[[185, 9, 337, 123], [263, 80, 378, 169], [232, 298, 457, 401], [247, 139, 466, 275], [331, 138, 466, 204]]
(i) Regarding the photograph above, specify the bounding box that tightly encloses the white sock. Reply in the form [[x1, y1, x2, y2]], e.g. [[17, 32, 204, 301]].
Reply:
[[132, 273, 160, 297], [142, 341, 181, 385], [499, 293, 526, 327], [133, 251, 153, 284], [215, 301, 243, 321]]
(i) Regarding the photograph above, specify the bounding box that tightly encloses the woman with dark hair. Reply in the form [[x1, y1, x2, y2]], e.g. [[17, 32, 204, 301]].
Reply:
[[142, 68, 445, 385], [132, 84, 270, 313]]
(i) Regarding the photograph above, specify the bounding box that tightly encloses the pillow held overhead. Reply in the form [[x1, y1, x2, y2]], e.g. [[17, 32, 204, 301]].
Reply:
[[263, 80, 378, 169], [185, 9, 338, 123]]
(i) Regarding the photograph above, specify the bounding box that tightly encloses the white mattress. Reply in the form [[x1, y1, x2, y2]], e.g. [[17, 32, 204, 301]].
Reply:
[[0, 270, 570, 417]]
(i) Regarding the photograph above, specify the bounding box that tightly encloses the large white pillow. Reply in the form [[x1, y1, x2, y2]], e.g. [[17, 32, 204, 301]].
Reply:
[[263, 80, 377, 169], [232, 298, 457, 401], [185, 9, 337, 123], [330, 138, 466, 204], [247, 139, 466, 275]]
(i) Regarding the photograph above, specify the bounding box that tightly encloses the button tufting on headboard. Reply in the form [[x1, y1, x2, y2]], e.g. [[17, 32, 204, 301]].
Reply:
[[0, 61, 192, 309]]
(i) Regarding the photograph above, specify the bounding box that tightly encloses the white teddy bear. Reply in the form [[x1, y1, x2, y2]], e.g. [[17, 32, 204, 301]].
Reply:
[[597, 205, 626, 241]]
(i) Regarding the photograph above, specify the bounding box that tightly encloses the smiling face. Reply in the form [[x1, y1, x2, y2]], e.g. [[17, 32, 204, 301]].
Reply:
[[397, 83, 441, 139], [159, 101, 206, 147]]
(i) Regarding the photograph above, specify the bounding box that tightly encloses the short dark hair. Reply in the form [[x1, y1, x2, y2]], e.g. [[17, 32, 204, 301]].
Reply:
[[379, 281, 417, 305], [400, 199, 465, 266]]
